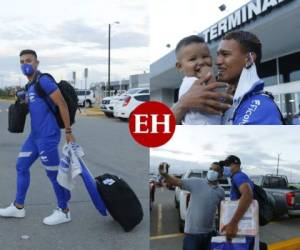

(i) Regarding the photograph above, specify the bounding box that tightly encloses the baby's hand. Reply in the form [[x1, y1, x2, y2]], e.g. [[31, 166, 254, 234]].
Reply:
[[196, 66, 215, 85]]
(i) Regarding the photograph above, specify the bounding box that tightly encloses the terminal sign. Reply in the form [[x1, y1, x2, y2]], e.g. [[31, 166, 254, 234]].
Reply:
[[202, 0, 292, 43]]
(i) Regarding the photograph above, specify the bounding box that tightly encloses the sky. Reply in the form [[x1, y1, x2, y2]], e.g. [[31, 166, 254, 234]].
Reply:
[[150, 0, 250, 63], [150, 126, 300, 183], [0, 0, 149, 88]]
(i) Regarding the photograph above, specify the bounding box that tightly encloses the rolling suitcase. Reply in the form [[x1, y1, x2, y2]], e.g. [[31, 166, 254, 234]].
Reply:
[[95, 173, 143, 232]]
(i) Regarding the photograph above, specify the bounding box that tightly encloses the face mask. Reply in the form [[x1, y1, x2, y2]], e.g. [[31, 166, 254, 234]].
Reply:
[[223, 166, 232, 177], [207, 170, 219, 182], [233, 52, 261, 104], [21, 64, 35, 76]]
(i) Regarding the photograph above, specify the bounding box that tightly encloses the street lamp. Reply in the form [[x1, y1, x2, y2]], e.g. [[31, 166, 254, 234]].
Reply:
[[276, 153, 281, 175], [219, 4, 226, 12], [107, 21, 120, 97]]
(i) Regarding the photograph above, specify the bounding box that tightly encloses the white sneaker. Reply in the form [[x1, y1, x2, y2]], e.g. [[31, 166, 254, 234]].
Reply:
[[43, 208, 71, 225], [0, 203, 26, 218]]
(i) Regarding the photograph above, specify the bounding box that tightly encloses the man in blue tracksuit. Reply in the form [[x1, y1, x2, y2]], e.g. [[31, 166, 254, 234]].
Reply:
[[0, 49, 75, 225], [221, 155, 255, 250], [216, 30, 283, 125]]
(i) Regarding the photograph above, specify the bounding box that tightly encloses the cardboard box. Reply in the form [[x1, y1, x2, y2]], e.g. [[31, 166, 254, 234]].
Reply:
[[219, 200, 259, 236]]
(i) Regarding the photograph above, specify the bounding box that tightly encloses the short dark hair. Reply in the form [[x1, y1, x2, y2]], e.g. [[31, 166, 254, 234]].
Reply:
[[19, 49, 38, 58], [212, 162, 223, 175], [175, 35, 205, 57], [224, 155, 241, 166], [222, 31, 262, 67]]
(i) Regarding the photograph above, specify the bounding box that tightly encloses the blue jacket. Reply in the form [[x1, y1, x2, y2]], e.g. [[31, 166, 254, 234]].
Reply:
[[222, 80, 283, 125]]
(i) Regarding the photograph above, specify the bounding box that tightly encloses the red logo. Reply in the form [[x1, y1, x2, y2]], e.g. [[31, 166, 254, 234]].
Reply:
[[129, 101, 176, 147]]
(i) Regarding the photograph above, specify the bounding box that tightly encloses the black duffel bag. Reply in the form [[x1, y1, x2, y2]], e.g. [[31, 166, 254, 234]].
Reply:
[[95, 173, 143, 232], [8, 100, 28, 133]]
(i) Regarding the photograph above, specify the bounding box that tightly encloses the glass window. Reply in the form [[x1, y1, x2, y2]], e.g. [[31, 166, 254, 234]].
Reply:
[[127, 89, 140, 94], [290, 70, 300, 82], [139, 89, 150, 94], [134, 95, 149, 102], [279, 51, 300, 83], [259, 59, 278, 86], [262, 75, 278, 87]]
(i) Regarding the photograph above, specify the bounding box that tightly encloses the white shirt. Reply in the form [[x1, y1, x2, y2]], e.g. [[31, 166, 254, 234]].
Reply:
[[178, 76, 221, 125]]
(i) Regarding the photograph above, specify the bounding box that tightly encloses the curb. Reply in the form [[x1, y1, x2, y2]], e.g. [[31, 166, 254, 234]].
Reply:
[[77, 109, 105, 117], [0, 99, 14, 103], [80, 113, 104, 117], [268, 236, 300, 250]]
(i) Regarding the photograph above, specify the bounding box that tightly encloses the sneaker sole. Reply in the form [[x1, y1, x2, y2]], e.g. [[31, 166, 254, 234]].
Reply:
[[42, 219, 71, 226], [0, 214, 25, 218]]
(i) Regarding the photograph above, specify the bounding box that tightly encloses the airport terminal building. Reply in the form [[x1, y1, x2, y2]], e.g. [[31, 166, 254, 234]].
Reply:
[[150, 0, 300, 116]]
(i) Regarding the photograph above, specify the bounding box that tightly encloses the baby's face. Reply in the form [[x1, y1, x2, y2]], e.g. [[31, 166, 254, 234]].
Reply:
[[176, 42, 212, 77]]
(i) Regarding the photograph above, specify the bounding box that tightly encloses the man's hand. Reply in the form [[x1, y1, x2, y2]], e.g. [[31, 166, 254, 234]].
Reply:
[[173, 73, 233, 124], [66, 133, 75, 143], [158, 162, 181, 187], [181, 73, 232, 114], [158, 162, 169, 176], [221, 221, 238, 241]]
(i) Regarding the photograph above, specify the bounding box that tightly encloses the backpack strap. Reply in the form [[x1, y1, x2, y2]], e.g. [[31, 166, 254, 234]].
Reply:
[[34, 72, 59, 117], [261, 91, 286, 125], [35, 73, 56, 98]]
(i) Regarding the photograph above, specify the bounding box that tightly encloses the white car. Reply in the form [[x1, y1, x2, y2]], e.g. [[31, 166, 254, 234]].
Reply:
[[76, 89, 96, 107], [113, 88, 149, 118], [100, 96, 114, 117], [114, 92, 149, 119]]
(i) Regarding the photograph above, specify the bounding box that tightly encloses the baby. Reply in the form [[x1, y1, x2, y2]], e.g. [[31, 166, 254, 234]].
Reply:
[[175, 35, 221, 125]]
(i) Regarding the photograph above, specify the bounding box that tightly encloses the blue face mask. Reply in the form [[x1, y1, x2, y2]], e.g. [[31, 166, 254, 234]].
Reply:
[[223, 166, 232, 177], [21, 64, 35, 76], [207, 170, 219, 182]]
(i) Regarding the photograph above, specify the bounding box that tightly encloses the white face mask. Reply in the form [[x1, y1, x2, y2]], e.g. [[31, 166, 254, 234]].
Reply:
[[207, 170, 219, 182], [233, 52, 261, 104]]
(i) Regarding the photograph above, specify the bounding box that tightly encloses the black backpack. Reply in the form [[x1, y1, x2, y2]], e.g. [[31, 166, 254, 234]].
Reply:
[[252, 184, 274, 226], [232, 179, 274, 226], [34, 73, 78, 128], [8, 100, 28, 133], [95, 173, 144, 232]]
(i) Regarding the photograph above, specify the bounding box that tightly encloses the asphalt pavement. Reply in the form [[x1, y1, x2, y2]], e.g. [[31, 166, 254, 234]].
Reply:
[[150, 187, 300, 250], [0, 101, 149, 250]]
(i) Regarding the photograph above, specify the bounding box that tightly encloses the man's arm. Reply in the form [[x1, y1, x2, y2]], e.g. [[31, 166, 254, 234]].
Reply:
[[172, 74, 232, 125], [230, 183, 253, 224], [222, 183, 253, 240], [50, 89, 75, 143], [161, 172, 182, 187]]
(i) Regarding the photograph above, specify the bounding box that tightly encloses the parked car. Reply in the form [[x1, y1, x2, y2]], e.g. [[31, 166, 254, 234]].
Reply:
[[250, 174, 300, 218], [126, 88, 149, 95], [100, 96, 114, 117], [114, 93, 149, 120], [112, 88, 149, 118], [76, 89, 96, 107]]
